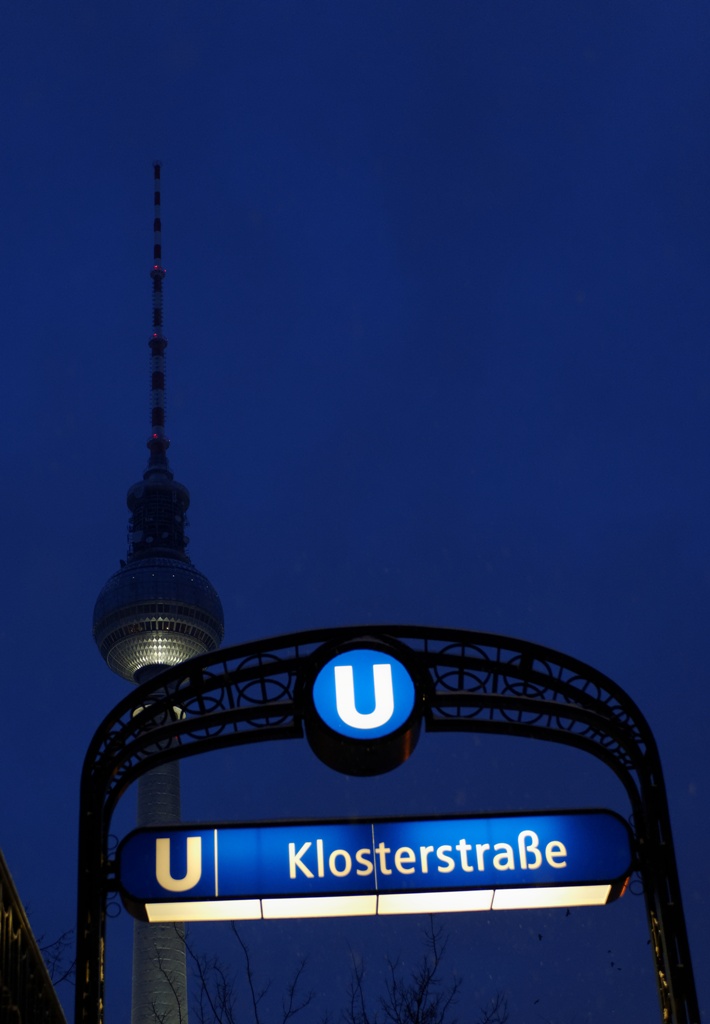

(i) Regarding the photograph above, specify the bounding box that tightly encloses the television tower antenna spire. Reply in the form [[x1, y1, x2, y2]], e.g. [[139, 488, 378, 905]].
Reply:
[[148, 161, 170, 470]]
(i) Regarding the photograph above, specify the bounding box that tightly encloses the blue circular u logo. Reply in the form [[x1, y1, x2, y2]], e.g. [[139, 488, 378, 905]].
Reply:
[[312, 648, 416, 740]]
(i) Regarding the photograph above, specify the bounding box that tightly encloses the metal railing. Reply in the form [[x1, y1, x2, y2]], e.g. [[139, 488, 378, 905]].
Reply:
[[1, 849, 66, 1024]]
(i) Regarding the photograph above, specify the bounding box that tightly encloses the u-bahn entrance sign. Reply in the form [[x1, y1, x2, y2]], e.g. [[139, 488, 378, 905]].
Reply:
[[117, 810, 633, 922], [75, 625, 700, 1024]]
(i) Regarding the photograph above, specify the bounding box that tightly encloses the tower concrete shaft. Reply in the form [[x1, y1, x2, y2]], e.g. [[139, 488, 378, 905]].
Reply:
[[132, 702, 186, 1024], [93, 166, 224, 1024]]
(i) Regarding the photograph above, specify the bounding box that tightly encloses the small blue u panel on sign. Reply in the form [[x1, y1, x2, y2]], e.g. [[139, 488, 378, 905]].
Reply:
[[312, 649, 416, 739], [120, 829, 217, 902], [306, 643, 423, 774]]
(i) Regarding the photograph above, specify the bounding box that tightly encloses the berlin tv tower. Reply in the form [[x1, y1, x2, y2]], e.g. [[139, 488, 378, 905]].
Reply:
[[93, 164, 225, 1023]]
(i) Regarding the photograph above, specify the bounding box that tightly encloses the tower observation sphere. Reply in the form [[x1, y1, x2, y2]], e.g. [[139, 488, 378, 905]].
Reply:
[[93, 541, 224, 682], [92, 454, 224, 681]]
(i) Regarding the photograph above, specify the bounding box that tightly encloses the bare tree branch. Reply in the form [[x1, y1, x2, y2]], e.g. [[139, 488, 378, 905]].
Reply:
[[478, 993, 509, 1024], [185, 942, 233, 1024], [342, 917, 506, 1024], [148, 937, 186, 1024], [230, 924, 270, 1024], [344, 949, 373, 1024], [282, 955, 315, 1022], [177, 915, 505, 1024], [39, 928, 76, 988]]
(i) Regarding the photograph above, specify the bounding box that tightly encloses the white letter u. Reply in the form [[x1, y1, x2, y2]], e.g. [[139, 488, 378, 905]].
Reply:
[[334, 663, 394, 730], [155, 836, 202, 892]]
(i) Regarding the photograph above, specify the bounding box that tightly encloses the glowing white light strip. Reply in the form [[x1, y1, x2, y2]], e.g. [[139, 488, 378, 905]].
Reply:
[[262, 895, 377, 919], [143, 883, 616, 922], [378, 890, 494, 915], [492, 884, 612, 910], [146, 899, 261, 922]]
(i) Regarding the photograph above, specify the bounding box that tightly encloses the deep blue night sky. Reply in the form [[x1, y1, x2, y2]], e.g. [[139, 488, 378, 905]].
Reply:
[[0, 2, 708, 1021]]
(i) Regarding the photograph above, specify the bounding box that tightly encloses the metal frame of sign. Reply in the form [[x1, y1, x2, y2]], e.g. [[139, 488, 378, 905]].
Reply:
[[75, 625, 700, 1024]]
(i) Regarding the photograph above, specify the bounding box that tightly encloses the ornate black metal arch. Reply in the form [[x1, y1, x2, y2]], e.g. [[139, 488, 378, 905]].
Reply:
[[75, 625, 699, 1024]]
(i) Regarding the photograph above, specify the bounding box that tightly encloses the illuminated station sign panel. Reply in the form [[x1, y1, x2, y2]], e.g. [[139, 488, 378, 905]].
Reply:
[[118, 811, 632, 922], [117, 642, 634, 923]]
